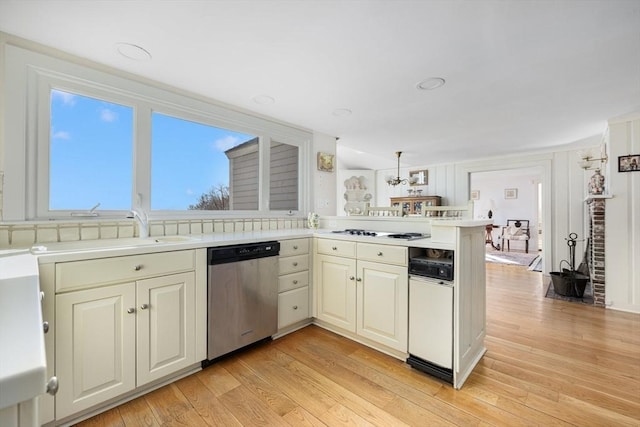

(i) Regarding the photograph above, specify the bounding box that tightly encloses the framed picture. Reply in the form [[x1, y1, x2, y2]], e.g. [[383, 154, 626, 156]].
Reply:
[[504, 188, 518, 199], [470, 190, 480, 200], [618, 154, 640, 172], [409, 169, 428, 186], [317, 152, 335, 172]]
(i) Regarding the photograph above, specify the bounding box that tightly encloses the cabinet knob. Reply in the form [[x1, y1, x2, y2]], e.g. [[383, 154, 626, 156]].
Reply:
[[293, 305, 298, 310], [293, 262, 298, 267], [293, 280, 298, 285], [140, 303, 149, 310], [43, 321, 49, 334], [46, 376, 59, 395], [377, 251, 383, 256], [127, 308, 136, 314], [356, 277, 362, 282], [293, 245, 298, 250], [349, 276, 355, 281], [40, 291, 45, 302], [134, 264, 143, 271], [332, 246, 337, 250]]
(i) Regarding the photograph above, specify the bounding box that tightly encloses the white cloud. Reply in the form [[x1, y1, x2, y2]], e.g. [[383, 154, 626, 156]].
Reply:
[[100, 108, 117, 122], [213, 135, 241, 152], [51, 130, 71, 140], [51, 90, 76, 106], [186, 189, 194, 196]]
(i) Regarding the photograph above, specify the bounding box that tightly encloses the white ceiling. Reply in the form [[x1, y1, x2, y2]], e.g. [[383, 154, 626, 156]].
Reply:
[[1, 0, 639, 170]]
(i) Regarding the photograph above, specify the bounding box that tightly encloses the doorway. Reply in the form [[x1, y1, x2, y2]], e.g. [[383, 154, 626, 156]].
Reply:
[[470, 167, 544, 269]]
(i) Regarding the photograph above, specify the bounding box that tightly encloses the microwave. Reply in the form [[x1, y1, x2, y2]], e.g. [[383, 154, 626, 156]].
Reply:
[[409, 253, 454, 281]]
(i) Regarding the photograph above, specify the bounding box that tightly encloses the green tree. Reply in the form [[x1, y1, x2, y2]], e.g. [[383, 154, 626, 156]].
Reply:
[[189, 184, 229, 210]]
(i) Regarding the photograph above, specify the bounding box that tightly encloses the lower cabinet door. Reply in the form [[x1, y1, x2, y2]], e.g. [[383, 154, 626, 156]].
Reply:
[[136, 272, 196, 386], [278, 286, 309, 329], [357, 261, 408, 352], [55, 283, 136, 419], [315, 255, 357, 332]]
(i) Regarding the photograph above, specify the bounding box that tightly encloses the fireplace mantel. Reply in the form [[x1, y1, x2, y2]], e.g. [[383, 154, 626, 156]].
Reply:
[[584, 194, 613, 202]]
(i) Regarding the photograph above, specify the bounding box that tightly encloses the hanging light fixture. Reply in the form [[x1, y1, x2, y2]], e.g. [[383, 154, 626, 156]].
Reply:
[[385, 151, 417, 186]]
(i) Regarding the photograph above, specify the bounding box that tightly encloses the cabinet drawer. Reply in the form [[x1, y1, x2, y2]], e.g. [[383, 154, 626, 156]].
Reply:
[[316, 238, 356, 258], [357, 243, 407, 266], [56, 250, 195, 292], [278, 254, 309, 275], [278, 270, 309, 293], [279, 238, 309, 256], [278, 286, 309, 329]]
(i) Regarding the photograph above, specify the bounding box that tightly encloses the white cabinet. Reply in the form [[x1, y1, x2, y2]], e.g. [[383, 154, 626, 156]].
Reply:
[[315, 239, 408, 353], [277, 238, 311, 331], [315, 254, 357, 331], [56, 283, 136, 419], [357, 260, 408, 351], [136, 273, 196, 385], [54, 250, 200, 420]]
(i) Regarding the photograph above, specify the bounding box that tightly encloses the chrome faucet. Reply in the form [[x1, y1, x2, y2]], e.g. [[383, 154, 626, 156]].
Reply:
[[128, 209, 149, 238]]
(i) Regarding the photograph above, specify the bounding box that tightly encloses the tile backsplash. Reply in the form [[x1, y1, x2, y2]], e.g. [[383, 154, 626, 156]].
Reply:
[[0, 217, 307, 249]]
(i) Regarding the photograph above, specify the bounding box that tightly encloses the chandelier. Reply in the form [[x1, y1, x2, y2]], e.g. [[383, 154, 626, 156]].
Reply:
[[385, 151, 417, 186]]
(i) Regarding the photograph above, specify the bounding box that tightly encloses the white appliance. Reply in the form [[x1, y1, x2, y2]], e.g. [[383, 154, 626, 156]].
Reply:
[[407, 275, 453, 383]]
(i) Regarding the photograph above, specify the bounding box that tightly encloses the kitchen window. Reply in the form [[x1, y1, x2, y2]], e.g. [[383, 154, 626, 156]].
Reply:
[[151, 112, 258, 211], [49, 90, 133, 211], [2, 44, 309, 220]]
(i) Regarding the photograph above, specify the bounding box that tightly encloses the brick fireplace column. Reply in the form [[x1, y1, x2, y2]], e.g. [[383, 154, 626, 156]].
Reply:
[[588, 198, 606, 307]]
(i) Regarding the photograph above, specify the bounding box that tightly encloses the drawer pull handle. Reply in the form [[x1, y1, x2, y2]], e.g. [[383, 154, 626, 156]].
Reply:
[[293, 280, 298, 284], [46, 376, 59, 396], [377, 251, 383, 256], [293, 245, 298, 250], [127, 308, 136, 314], [43, 321, 49, 334], [134, 264, 143, 271], [293, 262, 298, 267], [293, 305, 298, 310], [356, 277, 362, 282], [349, 276, 355, 281], [40, 291, 45, 302], [332, 246, 337, 250]]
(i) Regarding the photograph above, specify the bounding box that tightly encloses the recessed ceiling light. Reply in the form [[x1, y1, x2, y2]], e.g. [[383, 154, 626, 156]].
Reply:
[[416, 77, 446, 90], [115, 43, 152, 61], [252, 95, 275, 105], [332, 108, 352, 117]]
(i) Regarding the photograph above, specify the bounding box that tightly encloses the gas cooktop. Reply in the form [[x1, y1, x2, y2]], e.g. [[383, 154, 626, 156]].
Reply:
[[331, 229, 429, 240]]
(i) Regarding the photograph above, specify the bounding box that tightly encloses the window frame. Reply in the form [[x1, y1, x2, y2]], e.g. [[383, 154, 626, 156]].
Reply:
[[3, 44, 310, 221]]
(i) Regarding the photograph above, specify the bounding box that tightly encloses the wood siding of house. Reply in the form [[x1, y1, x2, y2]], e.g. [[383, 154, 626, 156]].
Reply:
[[270, 142, 298, 211]]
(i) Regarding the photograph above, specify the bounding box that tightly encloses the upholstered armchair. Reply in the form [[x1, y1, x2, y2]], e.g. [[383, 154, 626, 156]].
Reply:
[[501, 220, 531, 253]]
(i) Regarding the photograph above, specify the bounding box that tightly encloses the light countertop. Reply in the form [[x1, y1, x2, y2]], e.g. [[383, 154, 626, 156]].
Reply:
[[0, 253, 46, 409]]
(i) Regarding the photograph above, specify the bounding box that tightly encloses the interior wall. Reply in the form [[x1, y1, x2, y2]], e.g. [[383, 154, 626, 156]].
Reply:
[[606, 115, 640, 313], [311, 132, 337, 216], [375, 163, 456, 206]]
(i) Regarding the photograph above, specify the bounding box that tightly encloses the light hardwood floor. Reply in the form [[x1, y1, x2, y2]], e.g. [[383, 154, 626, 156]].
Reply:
[[77, 263, 640, 426]]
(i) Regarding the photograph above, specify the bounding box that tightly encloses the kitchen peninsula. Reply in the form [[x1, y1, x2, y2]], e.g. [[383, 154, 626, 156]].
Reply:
[[5, 218, 487, 426]]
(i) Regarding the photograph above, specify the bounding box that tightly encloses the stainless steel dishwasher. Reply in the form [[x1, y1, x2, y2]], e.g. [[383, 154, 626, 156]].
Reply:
[[206, 241, 280, 362]]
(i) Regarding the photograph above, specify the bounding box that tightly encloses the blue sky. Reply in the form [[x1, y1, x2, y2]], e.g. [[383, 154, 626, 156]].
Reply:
[[50, 90, 254, 211]]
